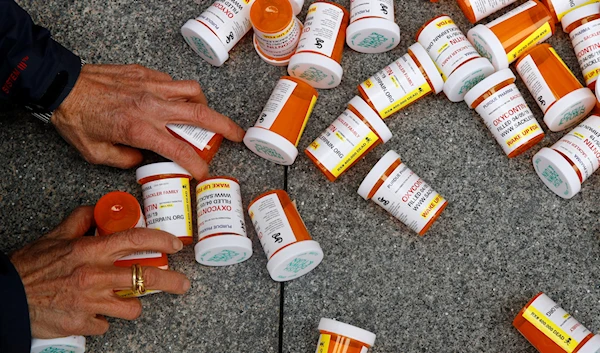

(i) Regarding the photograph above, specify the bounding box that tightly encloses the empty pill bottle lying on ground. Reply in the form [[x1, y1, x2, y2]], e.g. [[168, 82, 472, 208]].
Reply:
[[195, 177, 253, 266], [31, 336, 86, 353], [306, 96, 392, 181], [136, 162, 194, 245], [358, 150, 447, 235], [167, 124, 223, 164], [468, 0, 555, 70], [287, 1, 350, 89], [181, 0, 256, 66], [315, 318, 376, 353], [345, 0, 400, 53], [416, 15, 495, 102], [516, 43, 596, 131], [358, 42, 444, 119], [244, 76, 318, 165], [532, 114, 600, 199], [457, 0, 519, 23], [248, 190, 323, 281], [464, 69, 545, 158], [250, 0, 303, 66], [561, 3, 600, 90], [541, 0, 599, 23], [514, 292, 600, 352]]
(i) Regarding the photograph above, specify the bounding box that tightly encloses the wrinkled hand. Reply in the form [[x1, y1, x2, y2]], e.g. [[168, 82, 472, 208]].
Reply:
[[10, 206, 190, 338], [51, 64, 245, 179]]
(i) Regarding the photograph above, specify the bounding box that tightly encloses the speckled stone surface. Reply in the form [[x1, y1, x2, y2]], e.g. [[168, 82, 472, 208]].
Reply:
[[1, 0, 600, 352]]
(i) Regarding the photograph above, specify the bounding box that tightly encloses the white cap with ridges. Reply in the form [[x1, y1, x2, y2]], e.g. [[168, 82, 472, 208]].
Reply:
[[357, 150, 401, 200], [464, 69, 516, 108], [561, 3, 600, 32], [31, 336, 86, 353], [409, 42, 444, 94], [318, 318, 376, 347], [136, 162, 192, 183], [349, 96, 392, 142]]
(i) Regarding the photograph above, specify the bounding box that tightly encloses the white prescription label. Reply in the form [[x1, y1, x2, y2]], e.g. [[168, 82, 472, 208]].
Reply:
[[350, 0, 394, 22], [523, 293, 592, 352], [360, 53, 431, 118], [296, 2, 344, 57], [249, 193, 296, 259], [196, 178, 246, 239], [117, 214, 163, 261], [372, 163, 446, 233], [142, 178, 193, 239], [549, 0, 599, 21], [486, 0, 536, 27], [167, 124, 216, 151], [551, 115, 600, 183], [417, 16, 480, 80], [256, 79, 297, 129], [197, 0, 255, 51], [469, 0, 518, 22], [307, 109, 379, 177], [517, 54, 556, 113], [254, 18, 302, 58], [475, 84, 543, 155], [570, 18, 600, 87]]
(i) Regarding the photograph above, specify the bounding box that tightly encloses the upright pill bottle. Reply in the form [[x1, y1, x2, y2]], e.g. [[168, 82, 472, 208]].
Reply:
[[358, 150, 448, 235], [416, 15, 495, 102], [288, 1, 350, 89], [136, 162, 194, 245], [306, 96, 392, 181], [345, 0, 400, 53], [181, 0, 256, 66], [541, 0, 600, 23], [514, 292, 600, 352], [315, 318, 376, 353], [167, 124, 223, 164], [358, 42, 445, 119], [532, 114, 600, 199], [468, 0, 555, 70], [250, 0, 303, 66], [464, 69, 545, 158], [195, 177, 253, 266], [516, 43, 596, 131], [457, 0, 519, 23], [248, 190, 324, 281], [561, 3, 600, 90], [31, 336, 86, 353], [244, 76, 318, 165]]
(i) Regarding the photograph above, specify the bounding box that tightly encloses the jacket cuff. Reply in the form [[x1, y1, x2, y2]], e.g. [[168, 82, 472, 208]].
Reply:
[[0, 253, 31, 353]]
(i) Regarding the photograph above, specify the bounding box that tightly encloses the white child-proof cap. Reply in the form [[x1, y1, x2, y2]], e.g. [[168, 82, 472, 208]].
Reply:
[[443, 57, 495, 102], [561, 3, 600, 32], [290, 0, 303, 15], [464, 69, 516, 108], [467, 24, 510, 70], [267, 240, 324, 282], [136, 162, 192, 182], [31, 336, 86, 353], [181, 19, 230, 67], [195, 235, 253, 266], [288, 52, 343, 89], [357, 150, 401, 200], [349, 96, 392, 142], [409, 42, 444, 94], [244, 127, 299, 165], [318, 318, 376, 347], [346, 18, 401, 54], [544, 88, 596, 132], [253, 34, 291, 67], [533, 147, 582, 199]]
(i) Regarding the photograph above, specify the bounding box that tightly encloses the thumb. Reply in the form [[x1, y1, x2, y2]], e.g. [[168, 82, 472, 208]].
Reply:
[[99, 144, 144, 169], [46, 206, 95, 240]]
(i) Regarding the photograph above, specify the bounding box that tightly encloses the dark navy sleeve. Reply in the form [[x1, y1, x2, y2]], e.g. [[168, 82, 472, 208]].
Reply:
[[0, 252, 31, 353]]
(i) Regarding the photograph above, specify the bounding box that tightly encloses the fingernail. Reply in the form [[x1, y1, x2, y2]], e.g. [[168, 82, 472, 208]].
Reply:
[[173, 238, 183, 251], [183, 279, 191, 292]]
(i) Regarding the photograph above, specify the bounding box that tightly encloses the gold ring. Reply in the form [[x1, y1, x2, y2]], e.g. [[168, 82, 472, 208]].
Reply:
[[132, 264, 146, 295]]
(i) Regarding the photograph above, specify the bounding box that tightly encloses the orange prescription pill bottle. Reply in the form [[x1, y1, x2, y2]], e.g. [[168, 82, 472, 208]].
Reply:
[[532, 114, 600, 198], [248, 190, 324, 281], [514, 292, 600, 353], [541, 0, 600, 23], [288, 1, 350, 89], [416, 15, 495, 102], [305, 96, 392, 181], [358, 42, 444, 119], [31, 336, 86, 353], [136, 162, 194, 245], [464, 69, 545, 158], [250, 0, 303, 66], [561, 3, 600, 90], [244, 76, 318, 165], [468, 0, 555, 70], [457, 0, 519, 23], [345, 0, 400, 53], [167, 124, 223, 164], [181, 0, 256, 66], [516, 43, 596, 131], [194, 177, 253, 266], [358, 150, 448, 235], [315, 318, 376, 353]]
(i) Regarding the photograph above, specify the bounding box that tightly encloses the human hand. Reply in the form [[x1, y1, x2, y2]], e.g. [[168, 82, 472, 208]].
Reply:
[[51, 64, 245, 179], [10, 206, 190, 338]]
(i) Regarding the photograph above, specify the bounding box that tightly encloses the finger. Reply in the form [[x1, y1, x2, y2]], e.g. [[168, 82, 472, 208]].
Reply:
[[109, 266, 190, 294], [94, 296, 142, 321], [86, 143, 144, 169], [149, 132, 209, 180], [100, 228, 184, 262], [46, 206, 95, 240], [84, 315, 110, 336], [144, 80, 207, 104], [83, 64, 173, 81]]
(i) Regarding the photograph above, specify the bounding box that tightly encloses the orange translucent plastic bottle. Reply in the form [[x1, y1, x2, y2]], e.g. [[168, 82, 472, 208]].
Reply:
[[541, 0, 600, 23], [315, 318, 376, 353], [457, 0, 519, 23], [243, 76, 318, 165], [167, 125, 223, 164], [248, 190, 323, 281]]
